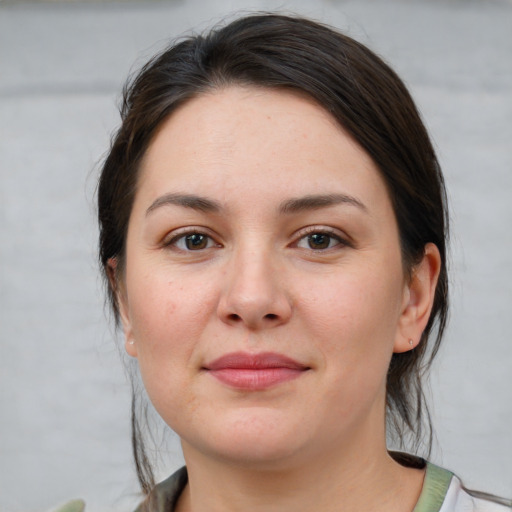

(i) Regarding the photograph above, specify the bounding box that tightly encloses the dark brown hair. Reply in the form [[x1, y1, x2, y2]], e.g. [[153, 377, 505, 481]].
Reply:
[[98, 13, 449, 495]]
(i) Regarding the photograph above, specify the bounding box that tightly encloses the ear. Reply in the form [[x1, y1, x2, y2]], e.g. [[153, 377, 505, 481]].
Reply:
[[107, 257, 138, 358], [394, 243, 442, 353]]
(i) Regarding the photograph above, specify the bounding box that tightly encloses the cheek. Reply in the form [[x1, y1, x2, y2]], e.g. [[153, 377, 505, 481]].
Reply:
[[126, 269, 217, 367], [293, 270, 402, 432], [125, 270, 221, 426], [298, 266, 403, 376], [305, 270, 401, 333]]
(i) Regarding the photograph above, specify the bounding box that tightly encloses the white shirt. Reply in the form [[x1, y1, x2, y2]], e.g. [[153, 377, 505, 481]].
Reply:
[[439, 475, 511, 512]]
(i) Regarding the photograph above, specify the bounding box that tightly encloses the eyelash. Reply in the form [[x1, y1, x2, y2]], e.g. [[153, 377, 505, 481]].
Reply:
[[163, 226, 350, 253], [293, 226, 349, 251], [164, 228, 221, 252]]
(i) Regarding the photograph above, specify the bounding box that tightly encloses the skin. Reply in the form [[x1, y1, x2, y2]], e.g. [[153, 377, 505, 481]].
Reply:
[[114, 87, 441, 512]]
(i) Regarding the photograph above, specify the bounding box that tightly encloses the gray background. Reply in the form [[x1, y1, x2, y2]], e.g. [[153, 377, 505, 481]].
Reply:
[[1, 0, 511, 510]]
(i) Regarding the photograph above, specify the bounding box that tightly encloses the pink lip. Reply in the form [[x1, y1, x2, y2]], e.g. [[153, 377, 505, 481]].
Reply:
[[204, 352, 309, 391]]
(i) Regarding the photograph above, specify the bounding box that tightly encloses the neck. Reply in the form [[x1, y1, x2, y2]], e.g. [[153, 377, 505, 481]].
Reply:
[[176, 423, 424, 512]]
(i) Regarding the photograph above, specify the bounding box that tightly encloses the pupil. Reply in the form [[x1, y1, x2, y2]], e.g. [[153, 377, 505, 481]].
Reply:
[[186, 234, 207, 250], [309, 233, 329, 249]]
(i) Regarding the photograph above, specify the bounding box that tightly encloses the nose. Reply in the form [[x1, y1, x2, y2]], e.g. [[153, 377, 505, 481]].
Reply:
[[217, 247, 293, 330]]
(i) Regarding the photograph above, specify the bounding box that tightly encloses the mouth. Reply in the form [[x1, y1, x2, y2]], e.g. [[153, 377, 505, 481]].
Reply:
[[203, 352, 310, 391]]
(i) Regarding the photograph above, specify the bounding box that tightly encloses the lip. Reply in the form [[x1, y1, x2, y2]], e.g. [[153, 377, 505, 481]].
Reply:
[[203, 352, 310, 391]]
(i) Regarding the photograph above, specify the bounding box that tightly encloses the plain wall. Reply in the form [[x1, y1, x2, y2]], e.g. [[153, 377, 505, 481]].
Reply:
[[1, 0, 511, 510]]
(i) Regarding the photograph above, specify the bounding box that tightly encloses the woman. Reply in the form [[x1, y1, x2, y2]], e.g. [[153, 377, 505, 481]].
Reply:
[[63, 13, 509, 512]]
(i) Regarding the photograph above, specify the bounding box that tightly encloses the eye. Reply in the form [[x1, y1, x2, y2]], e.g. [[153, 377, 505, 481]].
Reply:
[[296, 230, 345, 251], [168, 232, 218, 251]]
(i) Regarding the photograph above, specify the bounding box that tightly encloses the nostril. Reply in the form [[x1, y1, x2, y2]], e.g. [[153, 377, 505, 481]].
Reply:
[[228, 313, 241, 322], [265, 313, 278, 320]]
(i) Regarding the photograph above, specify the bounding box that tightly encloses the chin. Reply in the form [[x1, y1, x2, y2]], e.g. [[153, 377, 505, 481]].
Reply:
[[182, 409, 311, 469]]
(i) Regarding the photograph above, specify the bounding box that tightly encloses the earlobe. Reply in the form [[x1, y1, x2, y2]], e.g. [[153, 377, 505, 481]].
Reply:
[[125, 338, 137, 357], [107, 257, 138, 358], [394, 243, 441, 353]]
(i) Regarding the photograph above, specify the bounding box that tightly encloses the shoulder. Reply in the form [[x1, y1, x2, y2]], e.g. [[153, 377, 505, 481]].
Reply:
[[409, 457, 511, 512], [51, 500, 86, 512], [426, 463, 511, 512], [133, 466, 188, 512], [49, 468, 187, 512], [445, 477, 512, 512], [470, 494, 512, 512]]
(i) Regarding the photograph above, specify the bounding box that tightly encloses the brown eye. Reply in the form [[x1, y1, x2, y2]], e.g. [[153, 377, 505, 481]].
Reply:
[[296, 230, 344, 251], [307, 233, 331, 250], [170, 232, 217, 251], [185, 233, 209, 250]]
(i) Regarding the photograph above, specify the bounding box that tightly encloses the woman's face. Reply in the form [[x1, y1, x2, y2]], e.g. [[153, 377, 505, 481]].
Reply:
[[118, 87, 419, 468]]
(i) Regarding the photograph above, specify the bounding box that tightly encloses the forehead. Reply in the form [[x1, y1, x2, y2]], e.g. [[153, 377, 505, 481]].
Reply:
[[137, 86, 388, 210]]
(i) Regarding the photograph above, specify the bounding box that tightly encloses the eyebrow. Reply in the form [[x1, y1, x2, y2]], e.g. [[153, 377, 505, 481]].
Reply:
[[146, 193, 222, 216], [146, 192, 367, 216], [279, 193, 367, 214]]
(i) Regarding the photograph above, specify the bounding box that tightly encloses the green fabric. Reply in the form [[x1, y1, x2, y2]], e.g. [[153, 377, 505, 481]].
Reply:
[[413, 462, 454, 512], [52, 499, 86, 512]]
